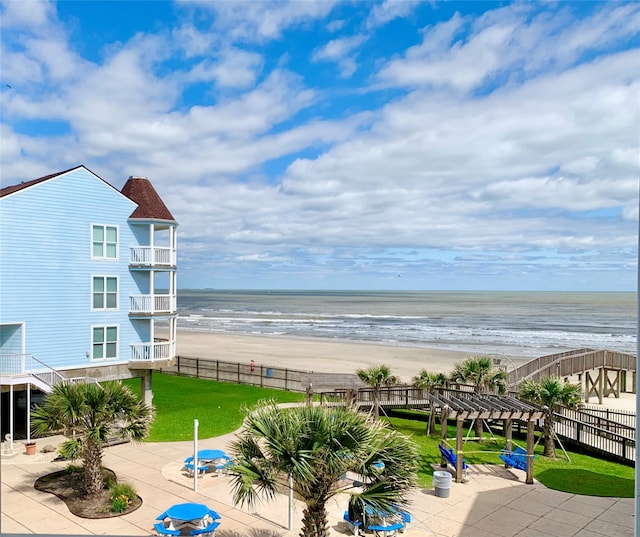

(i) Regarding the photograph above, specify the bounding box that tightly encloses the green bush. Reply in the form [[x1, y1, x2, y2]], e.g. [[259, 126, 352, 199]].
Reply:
[[104, 474, 117, 489], [65, 464, 81, 474], [108, 482, 137, 513]]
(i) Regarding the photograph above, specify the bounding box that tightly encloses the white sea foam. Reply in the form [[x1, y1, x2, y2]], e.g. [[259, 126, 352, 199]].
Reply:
[[175, 290, 636, 358]]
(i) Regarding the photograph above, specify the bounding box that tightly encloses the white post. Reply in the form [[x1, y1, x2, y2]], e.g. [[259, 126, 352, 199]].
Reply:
[[288, 473, 294, 530], [26, 384, 31, 443], [9, 384, 14, 452], [194, 419, 199, 492]]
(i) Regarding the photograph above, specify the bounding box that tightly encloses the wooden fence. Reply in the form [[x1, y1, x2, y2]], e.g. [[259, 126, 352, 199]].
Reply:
[[161, 355, 307, 392]]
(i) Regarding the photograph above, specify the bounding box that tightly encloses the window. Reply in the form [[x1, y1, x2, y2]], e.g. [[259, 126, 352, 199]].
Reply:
[[92, 277, 118, 309], [92, 326, 118, 360], [92, 225, 118, 259]]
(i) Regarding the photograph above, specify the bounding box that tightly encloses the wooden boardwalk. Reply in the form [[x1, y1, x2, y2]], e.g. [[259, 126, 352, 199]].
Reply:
[[506, 348, 636, 403]]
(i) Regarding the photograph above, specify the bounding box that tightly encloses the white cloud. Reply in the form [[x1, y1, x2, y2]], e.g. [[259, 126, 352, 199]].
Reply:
[[0, 0, 55, 30], [365, 0, 421, 29], [1, 1, 637, 289], [186, 0, 339, 41], [311, 34, 368, 77], [377, 3, 640, 93]]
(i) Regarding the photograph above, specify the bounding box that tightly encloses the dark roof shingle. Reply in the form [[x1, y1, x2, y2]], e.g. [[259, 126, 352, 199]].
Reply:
[[121, 176, 176, 221]]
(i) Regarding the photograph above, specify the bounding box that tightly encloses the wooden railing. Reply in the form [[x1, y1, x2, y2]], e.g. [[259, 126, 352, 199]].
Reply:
[[507, 348, 636, 386], [162, 355, 307, 392], [318, 384, 475, 409]]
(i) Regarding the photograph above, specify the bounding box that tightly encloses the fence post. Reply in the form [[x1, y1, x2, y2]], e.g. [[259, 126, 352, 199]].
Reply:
[[260, 366, 264, 387], [285, 369, 289, 391], [216, 360, 219, 381], [238, 363, 241, 383], [196, 358, 199, 378]]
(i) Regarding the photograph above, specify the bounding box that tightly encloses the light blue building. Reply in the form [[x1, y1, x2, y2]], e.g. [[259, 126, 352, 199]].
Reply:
[[0, 165, 178, 448]]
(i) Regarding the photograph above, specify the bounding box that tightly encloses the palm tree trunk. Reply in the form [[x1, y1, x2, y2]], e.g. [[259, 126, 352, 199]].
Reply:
[[373, 389, 380, 420], [300, 500, 329, 537], [543, 413, 556, 459], [474, 418, 484, 440], [83, 438, 104, 495]]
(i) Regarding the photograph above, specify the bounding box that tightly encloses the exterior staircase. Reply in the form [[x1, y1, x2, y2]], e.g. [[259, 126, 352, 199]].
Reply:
[[0, 354, 99, 392]]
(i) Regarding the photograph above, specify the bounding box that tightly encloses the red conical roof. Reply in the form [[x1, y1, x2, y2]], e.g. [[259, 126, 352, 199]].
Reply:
[[121, 176, 176, 221]]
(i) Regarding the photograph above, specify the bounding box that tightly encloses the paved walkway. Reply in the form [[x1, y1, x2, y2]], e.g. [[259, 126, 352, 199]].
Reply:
[[1, 435, 634, 537]]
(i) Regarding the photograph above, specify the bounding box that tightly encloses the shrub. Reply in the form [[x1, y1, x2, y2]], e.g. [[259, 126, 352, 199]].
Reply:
[[65, 464, 81, 474], [108, 482, 137, 513], [104, 474, 117, 489]]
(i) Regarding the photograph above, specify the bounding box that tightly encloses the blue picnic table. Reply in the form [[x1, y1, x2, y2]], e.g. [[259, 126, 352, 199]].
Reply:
[[156, 503, 221, 536]]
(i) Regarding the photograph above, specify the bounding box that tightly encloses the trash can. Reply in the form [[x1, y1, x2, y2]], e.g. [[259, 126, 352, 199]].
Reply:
[[433, 470, 452, 498]]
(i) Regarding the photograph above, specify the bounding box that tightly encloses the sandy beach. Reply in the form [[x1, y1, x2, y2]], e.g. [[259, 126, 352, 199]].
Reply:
[[174, 329, 530, 384], [173, 329, 637, 411]]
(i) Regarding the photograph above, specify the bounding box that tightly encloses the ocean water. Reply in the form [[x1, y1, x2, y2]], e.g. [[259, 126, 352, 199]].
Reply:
[[175, 290, 637, 359]]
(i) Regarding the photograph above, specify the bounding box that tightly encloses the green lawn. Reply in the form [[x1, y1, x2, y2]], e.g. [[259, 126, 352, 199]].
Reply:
[[123, 375, 633, 497], [123, 373, 304, 442], [387, 415, 635, 498]]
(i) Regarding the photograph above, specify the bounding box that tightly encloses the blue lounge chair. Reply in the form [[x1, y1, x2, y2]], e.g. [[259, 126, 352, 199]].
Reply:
[[499, 445, 533, 471], [154, 523, 180, 536], [190, 521, 220, 536]]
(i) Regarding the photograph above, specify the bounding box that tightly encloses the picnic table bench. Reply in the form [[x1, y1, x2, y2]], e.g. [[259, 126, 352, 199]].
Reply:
[[154, 523, 180, 536], [499, 445, 533, 471], [343, 511, 362, 535], [184, 462, 209, 477], [190, 521, 220, 536], [367, 523, 405, 537]]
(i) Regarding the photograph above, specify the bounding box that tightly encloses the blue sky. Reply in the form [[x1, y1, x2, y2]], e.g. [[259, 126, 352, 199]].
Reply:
[[1, 1, 638, 291]]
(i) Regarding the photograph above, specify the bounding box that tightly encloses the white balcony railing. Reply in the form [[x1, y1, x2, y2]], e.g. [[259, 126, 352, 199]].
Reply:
[[129, 246, 176, 267], [0, 354, 65, 387], [129, 294, 177, 314], [0, 353, 28, 375], [129, 341, 176, 362]]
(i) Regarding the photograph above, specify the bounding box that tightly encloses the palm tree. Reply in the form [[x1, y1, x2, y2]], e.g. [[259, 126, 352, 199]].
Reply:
[[519, 377, 581, 458], [412, 370, 448, 434], [229, 402, 417, 537], [449, 356, 507, 438], [357, 365, 398, 419], [31, 381, 153, 495]]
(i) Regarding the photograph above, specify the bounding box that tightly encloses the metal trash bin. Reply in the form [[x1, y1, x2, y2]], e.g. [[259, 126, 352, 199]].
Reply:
[[433, 470, 452, 498]]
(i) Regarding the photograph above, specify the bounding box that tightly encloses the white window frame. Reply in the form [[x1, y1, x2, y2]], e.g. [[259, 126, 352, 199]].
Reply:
[[91, 224, 119, 260], [91, 276, 119, 311], [91, 325, 119, 361]]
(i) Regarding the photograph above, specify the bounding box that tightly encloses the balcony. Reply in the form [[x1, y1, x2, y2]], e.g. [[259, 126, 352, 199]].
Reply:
[[129, 340, 176, 364], [129, 294, 177, 315], [129, 246, 176, 268]]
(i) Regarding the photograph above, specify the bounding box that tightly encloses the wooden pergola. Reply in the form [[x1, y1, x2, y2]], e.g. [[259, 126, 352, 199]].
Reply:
[[429, 390, 544, 484]]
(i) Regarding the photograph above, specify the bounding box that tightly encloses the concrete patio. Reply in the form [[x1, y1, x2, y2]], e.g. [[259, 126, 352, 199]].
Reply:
[[1, 434, 634, 537]]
